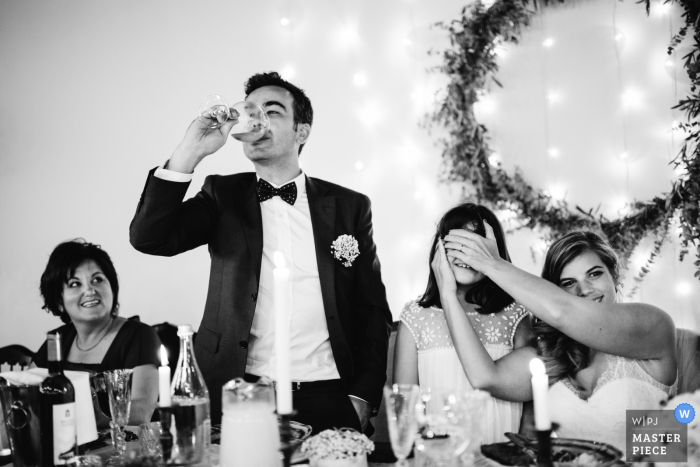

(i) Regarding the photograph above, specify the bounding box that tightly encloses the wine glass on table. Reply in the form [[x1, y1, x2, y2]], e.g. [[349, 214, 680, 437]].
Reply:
[[383, 384, 420, 467], [198, 95, 270, 142], [415, 389, 474, 467], [103, 369, 134, 466]]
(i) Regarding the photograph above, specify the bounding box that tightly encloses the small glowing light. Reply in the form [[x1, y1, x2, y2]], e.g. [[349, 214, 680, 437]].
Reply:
[[614, 33, 624, 41], [352, 72, 368, 87], [160, 345, 169, 366], [542, 38, 555, 48], [409, 240, 420, 250], [677, 282, 692, 295], [614, 198, 628, 212], [355, 161, 364, 170], [546, 91, 560, 103], [621, 88, 642, 107], [280, 17, 290, 26], [280, 66, 296, 80], [473, 94, 497, 115], [273, 251, 286, 268], [336, 23, 361, 47], [414, 191, 423, 200], [488, 153, 500, 167], [665, 60, 674, 68], [619, 152, 628, 160], [659, 2, 671, 14], [546, 184, 566, 201], [548, 148, 559, 158], [358, 101, 383, 126], [530, 358, 546, 376], [403, 38, 413, 46], [671, 120, 679, 129]]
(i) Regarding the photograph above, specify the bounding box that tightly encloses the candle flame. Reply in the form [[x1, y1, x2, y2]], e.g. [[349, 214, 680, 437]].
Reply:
[[160, 345, 169, 366], [273, 251, 286, 268], [529, 358, 546, 376]]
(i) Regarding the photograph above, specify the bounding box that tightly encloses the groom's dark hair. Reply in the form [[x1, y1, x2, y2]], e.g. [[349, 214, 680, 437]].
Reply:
[[419, 203, 515, 315], [244, 71, 313, 154]]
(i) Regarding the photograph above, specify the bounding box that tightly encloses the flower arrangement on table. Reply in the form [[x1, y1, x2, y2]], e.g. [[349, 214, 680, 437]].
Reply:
[[300, 428, 374, 467]]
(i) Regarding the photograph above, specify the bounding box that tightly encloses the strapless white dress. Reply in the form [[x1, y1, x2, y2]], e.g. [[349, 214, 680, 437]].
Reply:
[[549, 353, 677, 453]]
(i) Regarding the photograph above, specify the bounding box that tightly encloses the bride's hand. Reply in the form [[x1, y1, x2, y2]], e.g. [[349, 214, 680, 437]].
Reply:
[[444, 221, 501, 274], [431, 239, 457, 296]]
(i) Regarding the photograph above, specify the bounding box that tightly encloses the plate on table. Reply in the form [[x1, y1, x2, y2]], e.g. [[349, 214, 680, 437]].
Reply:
[[481, 435, 624, 466]]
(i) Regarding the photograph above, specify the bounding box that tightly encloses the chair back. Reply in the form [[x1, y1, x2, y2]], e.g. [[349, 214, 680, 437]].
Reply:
[[151, 322, 179, 379], [676, 327, 700, 394], [0, 345, 34, 372], [370, 321, 399, 443]]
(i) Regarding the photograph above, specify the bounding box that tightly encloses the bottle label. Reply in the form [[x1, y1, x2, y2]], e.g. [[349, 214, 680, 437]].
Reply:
[[52, 402, 77, 464]]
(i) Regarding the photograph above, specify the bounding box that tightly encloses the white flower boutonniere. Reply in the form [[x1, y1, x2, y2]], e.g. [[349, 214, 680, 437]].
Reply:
[[331, 234, 360, 267]]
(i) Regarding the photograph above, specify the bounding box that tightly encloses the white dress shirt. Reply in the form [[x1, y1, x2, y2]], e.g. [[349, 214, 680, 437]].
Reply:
[[154, 167, 340, 382]]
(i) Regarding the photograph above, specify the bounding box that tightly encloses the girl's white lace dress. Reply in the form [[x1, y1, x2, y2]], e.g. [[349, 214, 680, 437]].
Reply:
[[549, 353, 677, 452], [400, 299, 529, 444]]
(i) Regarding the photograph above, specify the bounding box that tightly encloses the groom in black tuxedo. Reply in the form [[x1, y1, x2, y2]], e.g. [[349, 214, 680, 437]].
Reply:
[[130, 72, 392, 433]]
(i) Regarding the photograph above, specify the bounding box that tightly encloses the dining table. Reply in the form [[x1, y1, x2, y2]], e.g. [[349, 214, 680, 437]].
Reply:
[[83, 433, 502, 466]]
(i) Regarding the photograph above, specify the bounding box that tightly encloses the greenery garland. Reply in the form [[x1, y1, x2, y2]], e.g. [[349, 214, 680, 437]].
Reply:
[[429, 0, 700, 290]]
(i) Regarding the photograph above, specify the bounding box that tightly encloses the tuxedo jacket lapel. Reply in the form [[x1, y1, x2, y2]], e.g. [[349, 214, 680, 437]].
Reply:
[[234, 175, 264, 285], [306, 177, 338, 320]]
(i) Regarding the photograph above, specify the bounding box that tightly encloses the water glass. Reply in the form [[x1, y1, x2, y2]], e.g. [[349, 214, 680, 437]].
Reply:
[[415, 389, 487, 467], [103, 369, 134, 465], [383, 384, 420, 467], [139, 422, 162, 458]]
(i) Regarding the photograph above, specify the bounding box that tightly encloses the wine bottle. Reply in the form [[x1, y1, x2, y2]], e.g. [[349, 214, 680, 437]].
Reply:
[[40, 332, 77, 466]]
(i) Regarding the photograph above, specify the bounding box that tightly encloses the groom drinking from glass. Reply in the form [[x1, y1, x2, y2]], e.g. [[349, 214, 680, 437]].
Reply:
[[130, 72, 392, 434]]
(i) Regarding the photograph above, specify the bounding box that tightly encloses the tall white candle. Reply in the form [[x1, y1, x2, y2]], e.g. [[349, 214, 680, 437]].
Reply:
[[273, 251, 292, 415], [529, 358, 551, 430], [158, 345, 171, 407]]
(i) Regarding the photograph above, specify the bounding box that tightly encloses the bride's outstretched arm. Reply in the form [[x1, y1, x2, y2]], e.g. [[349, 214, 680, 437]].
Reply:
[[443, 225, 676, 364], [433, 240, 534, 402]]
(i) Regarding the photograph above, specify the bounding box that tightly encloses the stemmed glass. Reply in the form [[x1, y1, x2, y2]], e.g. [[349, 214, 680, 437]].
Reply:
[[383, 384, 420, 467], [415, 389, 481, 467], [198, 95, 270, 142], [104, 369, 134, 465]]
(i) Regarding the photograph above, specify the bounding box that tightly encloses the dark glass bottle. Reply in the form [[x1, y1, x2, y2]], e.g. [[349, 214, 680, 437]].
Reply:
[[40, 333, 77, 466]]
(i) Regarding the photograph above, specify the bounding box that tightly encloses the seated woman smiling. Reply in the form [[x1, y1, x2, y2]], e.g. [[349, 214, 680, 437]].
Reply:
[[32, 239, 161, 428]]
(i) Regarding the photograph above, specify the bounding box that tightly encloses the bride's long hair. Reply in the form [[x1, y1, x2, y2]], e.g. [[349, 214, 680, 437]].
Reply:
[[535, 229, 621, 384], [419, 203, 515, 315]]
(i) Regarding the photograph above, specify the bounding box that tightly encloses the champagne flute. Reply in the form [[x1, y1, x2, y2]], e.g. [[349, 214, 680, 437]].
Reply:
[[198, 95, 270, 142], [104, 369, 133, 466], [383, 384, 420, 467]]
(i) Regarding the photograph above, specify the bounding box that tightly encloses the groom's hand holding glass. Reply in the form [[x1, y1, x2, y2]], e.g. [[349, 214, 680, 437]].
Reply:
[[168, 104, 240, 174]]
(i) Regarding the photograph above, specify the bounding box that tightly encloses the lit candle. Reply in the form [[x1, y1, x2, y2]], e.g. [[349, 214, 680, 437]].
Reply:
[[273, 251, 292, 415], [159, 345, 171, 407], [529, 358, 551, 431]]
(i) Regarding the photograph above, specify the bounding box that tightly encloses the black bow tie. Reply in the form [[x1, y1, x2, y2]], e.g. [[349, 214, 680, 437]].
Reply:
[[257, 178, 297, 205]]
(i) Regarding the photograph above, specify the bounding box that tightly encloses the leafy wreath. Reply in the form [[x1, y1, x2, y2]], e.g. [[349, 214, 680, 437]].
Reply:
[[429, 0, 700, 289]]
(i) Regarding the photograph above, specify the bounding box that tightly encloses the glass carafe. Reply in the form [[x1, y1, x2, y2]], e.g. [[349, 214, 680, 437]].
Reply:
[[220, 378, 281, 466]]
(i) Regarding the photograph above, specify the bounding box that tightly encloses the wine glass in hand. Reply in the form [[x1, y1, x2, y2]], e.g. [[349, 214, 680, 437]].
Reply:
[[198, 95, 269, 142]]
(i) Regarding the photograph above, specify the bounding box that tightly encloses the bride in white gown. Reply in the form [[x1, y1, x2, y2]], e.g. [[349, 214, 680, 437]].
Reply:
[[393, 203, 533, 444], [436, 227, 677, 453]]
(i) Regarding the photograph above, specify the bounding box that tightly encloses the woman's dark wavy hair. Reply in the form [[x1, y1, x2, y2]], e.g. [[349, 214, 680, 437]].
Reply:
[[418, 203, 514, 314], [40, 239, 120, 324], [534, 229, 621, 384]]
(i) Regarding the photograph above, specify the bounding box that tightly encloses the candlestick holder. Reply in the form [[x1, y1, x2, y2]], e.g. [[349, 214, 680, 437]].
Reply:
[[535, 427, 554, 467], [278, 410, 297, 467], [157, 407, 174, 463]]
